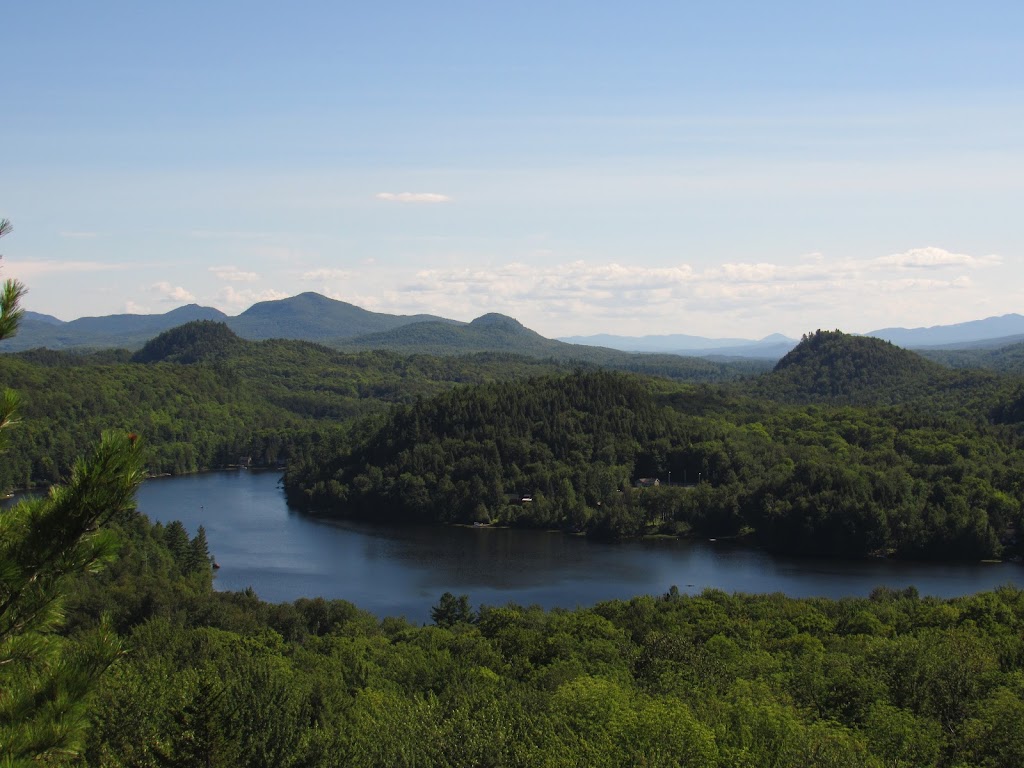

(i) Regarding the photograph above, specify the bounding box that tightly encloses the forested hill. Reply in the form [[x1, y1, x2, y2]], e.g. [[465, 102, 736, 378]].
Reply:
[[0, 318, 763, 489], [0, 325, 568, 488], [287, 371, 669, 531], [749, 329, 1013, 408], [339, 313, 557, 352], [286, 370, 1024, 560], [0, 318, 762, 489], [763, 330, 947, 400], [131, 320, 249, 363], [336, 312, 557, 353]]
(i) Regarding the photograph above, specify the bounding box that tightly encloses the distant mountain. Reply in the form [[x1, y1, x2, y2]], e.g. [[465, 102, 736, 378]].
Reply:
[[690, 336, 799, 360], [559, 331, 799, 360], [226, 292, 455, 342], [866, 314, 1024, 348], [912, 333, 1024, 352], [559, 332, 753, 352], [12, 292, 1021, 369], [0, 293, 455, 352], [563, 316, 1024, 358], [23, 310, 64, 326], [0, 304, 229, 351], [337, 313, 558, 355], [339, 313, 770, 381], [0, 296, 764, 382]]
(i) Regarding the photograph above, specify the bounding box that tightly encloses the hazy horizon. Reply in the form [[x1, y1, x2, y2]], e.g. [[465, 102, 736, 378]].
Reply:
[[18, 291, 1024, 346]]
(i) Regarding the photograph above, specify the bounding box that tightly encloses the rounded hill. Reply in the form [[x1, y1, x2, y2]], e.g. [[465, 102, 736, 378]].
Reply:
[[131, 321, 247, 364], [760, 330, 949, 404]]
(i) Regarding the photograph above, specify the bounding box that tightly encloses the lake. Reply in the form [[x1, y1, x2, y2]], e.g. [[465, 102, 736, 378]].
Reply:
[[136, 469, 1022, 624]]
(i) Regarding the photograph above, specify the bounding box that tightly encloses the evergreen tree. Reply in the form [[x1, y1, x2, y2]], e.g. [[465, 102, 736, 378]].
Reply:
[[430, 592, 474, 628], [0, 218, 26, 465], [186, 525, 212, 575], [153, 676, 233, 768], [162, 521, 191, 572], [0, 222, 146, 764]]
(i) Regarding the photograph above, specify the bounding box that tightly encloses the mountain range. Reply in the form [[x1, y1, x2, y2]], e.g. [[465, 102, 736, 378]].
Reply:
[[10, 293, 453, 351], [4, 293, 1024, 363]]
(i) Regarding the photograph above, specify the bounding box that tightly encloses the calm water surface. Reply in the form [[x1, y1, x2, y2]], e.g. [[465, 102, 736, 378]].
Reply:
[[136, 470, 1022, 623]]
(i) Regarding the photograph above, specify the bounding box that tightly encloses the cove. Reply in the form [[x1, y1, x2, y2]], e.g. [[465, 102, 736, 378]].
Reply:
[[136, 469, 1023, 624]]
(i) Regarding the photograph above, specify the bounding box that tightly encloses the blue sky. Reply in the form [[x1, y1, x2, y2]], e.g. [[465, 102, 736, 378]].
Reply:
[[3, 1, 1022, 337]]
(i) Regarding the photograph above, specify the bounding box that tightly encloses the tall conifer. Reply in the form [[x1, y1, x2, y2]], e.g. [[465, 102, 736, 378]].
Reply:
[[0, 220, 145, 763]]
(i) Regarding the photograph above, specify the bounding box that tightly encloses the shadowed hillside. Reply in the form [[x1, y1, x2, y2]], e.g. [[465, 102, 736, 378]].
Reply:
[[0, 304, 229, 351], [226, 292, 454, 341], [756, 330, 952, 404], [131, 321, 248, 364], [336, 313, 561, 354]]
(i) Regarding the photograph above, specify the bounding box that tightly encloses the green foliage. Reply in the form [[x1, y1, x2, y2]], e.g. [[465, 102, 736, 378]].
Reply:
[[0, 432, 145, 764], [289, 369, 1024, 559], [761, 330, 957, 405], [0, 279, 26, 344], [430, 592, 475, 628], [0, 335, 576, 488], [922, 339, 1024, 376], [131, 321, 246, 364]]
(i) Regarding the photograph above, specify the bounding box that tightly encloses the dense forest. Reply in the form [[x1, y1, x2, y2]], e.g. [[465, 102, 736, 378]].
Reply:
[[44, 507, 1024, 767], [0, 323, 563, 487], [0, 321, 764, 490], [4, 294, 1024, 765], [920, 339, 1024, 375], [288, 333, 1024, 560]]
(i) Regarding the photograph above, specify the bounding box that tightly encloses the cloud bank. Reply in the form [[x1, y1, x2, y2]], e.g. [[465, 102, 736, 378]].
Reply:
[[339, 246, 1003, 336]]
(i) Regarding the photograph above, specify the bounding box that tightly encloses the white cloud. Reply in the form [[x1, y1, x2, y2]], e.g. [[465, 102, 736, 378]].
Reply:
[[374, 192, 452, 204], [151, 282, 196, 302], [871, 246, 1001, 270], [361, 245, 1002, 336], [209, 265, 260, 282], [124, 300, 151, 313]]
